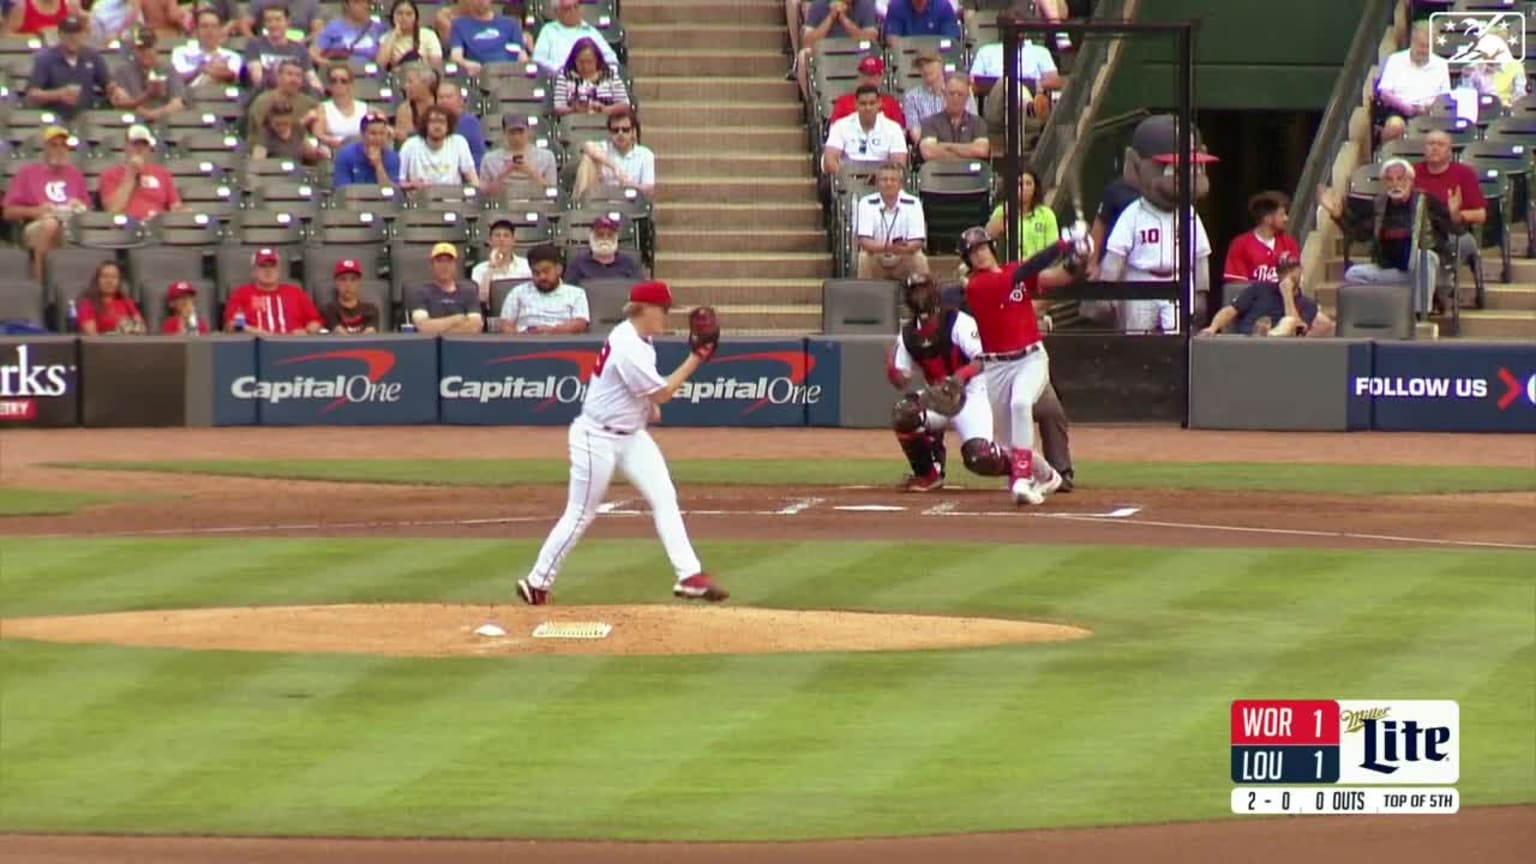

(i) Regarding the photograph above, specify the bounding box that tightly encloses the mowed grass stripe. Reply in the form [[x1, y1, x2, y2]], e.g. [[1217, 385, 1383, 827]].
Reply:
[[1455, 643, 1536, 805], [0, 541, 235, 616]]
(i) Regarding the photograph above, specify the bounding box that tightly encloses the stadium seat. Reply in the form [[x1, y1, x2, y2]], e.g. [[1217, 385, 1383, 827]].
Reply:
[[305, 210, 388, 289], [139, 277, 216, 333], [579, 278, 640, 335], [1406, 114, 1479, 147], [1460, 139, 1534, 259], [0, 277, 48, 328], [68, 212, 151, 250], [332, 183, 406, 216], [1336, 282, 1415, 339], [177, 179, 243, 222], [43, 247, 118, 308], [252, 178, 324, 217], [821, 278, 900, 334], [917, 160, 994, 256], [412, 185, 483, 213]]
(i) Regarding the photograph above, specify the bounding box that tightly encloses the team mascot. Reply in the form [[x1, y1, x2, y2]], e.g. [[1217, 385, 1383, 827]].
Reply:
[[1098, 113, 1219, 329]]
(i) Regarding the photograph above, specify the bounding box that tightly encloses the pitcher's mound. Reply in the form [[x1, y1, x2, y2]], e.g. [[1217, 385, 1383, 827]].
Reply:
[[0, 603, 1091, 657]]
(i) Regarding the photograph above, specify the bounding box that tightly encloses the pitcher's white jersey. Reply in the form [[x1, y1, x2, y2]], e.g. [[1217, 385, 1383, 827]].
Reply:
[[581, 319, 667, 432], [1105, 197, 1212, 280]]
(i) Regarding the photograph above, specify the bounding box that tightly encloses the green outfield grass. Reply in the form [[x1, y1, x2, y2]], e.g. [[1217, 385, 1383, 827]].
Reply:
[[1, 537, 1531, 841], [55, 458, 1536, 495], [0, 488, 126, 517]]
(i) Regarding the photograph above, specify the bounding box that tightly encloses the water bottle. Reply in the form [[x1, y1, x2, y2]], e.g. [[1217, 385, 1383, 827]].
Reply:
[[401, 322, 417, 333], [67, 300, 78, 333], [233, 310, 247, 332], [186, 310, 200, 336]]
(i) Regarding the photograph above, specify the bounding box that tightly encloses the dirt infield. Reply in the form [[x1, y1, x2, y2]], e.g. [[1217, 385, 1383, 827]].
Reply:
[[1, 425, 1532, 862]]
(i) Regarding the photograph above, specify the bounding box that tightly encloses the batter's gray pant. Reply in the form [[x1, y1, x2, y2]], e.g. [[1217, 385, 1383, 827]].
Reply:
[[1036, 382, 1073, 476]]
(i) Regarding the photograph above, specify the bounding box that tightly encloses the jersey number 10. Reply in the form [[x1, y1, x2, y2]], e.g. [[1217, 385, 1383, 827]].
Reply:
[[1139, 227, 1161, 244]]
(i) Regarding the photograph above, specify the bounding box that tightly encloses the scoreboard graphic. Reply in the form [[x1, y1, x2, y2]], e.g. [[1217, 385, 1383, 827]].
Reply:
[[1230, 699, 1459, 815]]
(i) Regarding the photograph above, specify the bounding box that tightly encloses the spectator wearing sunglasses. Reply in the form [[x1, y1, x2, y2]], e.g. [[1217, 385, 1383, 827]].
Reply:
[[313, 63, 372, 150], [574, 106, 655, 201]]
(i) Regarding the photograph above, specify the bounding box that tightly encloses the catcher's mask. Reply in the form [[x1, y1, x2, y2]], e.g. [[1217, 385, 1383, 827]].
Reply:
[[902, 273, 940, 318], [956, 226, 995, 268]]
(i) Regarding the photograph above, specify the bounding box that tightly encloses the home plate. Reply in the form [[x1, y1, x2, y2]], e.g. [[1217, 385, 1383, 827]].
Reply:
[[834, 505, 907, 512], [532, 622, 613, 640], [473, 623, 507, 638]]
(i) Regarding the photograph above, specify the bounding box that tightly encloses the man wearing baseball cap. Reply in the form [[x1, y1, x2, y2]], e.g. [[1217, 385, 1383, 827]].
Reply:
[[828, 54, 906, 126], [100, 124, 185, 221], [224, 248, 323, 334], [479, 112, 558, 196], [112, 27, 187, 122], [25, 15, 124, 120], [409, 243, 484, 334], [565, 214, 646, 286], [2, 126, 90, 281], [159, 282, 210, 334], [1201, 253, 1334, 339], [320, 259, 383, 334]]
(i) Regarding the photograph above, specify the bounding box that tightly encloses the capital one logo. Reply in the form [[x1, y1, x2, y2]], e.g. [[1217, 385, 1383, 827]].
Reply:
[[439, 349, 600, 411], [676, 351, 821, 414], [231, 349, 402, 413]]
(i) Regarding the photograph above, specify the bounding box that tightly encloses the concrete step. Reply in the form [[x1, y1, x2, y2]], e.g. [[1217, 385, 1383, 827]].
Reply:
[[637, 76, 799, 103], [626, 24, 788, 51], [1325, 254, 1536, 282], [621, 1, 786, 27], [647, 125, 809, 153], [1314, 281, 1536, 312], [642, 101, 806, 127], [657, 252, 833, 280], [1445, 310, 1536, 339], [657, 152, 811, 180], [655, 202, 824, 231], [714, 303, 824, 331], [630, 50, 787, 79], [662, 228, 829, 255], [664, 278, 825, 306], [664, 176, 818, 203]]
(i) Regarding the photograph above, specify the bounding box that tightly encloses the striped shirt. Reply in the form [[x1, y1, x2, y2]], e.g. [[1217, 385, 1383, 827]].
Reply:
[[499, 281, 591, 332], [554, 72, 629, 111]]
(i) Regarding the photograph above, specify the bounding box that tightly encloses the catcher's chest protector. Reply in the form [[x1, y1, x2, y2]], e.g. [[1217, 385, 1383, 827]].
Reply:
[[902, 309, 966, 384]]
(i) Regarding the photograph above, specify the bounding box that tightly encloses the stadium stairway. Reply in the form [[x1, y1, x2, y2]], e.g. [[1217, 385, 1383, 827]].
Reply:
[[626, 0, 832, 334]]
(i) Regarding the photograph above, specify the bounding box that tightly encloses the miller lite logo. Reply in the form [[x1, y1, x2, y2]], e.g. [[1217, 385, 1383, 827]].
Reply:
[[1338, 700, 1458, 784]]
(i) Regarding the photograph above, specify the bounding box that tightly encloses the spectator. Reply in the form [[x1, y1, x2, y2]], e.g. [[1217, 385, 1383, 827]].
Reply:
[[393, 62, 438, 144], [1086, 174, 1141, 281], [172, 8, 244, 87], [883, 0, 961, 43], [1223, 191, 1301, 285], [918, 73, 989, 161], [333, 111, 402, 187], [1460, 30, 1527, 108], [985, 166, 1057, 258], [1375, 21, 1450, 144], [159, 281, 210, 334], [245, 3, 320, 91], [574, 107, 656, 201], [26, 15, 123, 120], [6, 0, 67, 36], [829, 55, 906, 127], [532, 0, 618, 75], [436, 79, 486, 167], [472, 217, 533, 309], [1317, 159, 1451, 300], [400, 104, 480, 188], [480, 112, 559, 196], [448, 0, 524, 75], [1414, 129, 1486, 298], [1203, 254, 1335, 338], [76, 261, 146, 336], [902, 49, 974, 147], [242, 0, 322, 41], [251, 98, 325, 164], [321, 258, 383, 334], [112, 27, 188, 123], [497, 243, 590, 334], [247, 58, 320, 129], [312, 62, 371, 151], [1030, 0, 1074, 52], [822, 84, 909, 175], [565, 215, 646, 285], [1, 126, 89, 282], [378, 0, 444, 71], [88, 0, 138, 47], [409, 243, 484, 334], [855, 162, 927, 279], [224, 247, 323, 334], [553, 36, 630, 117], [968, 36, 1061, 115], [314, 0, 388, 65], [139, 0, 192, 40], [794, 0, 880, 98], [99, 125, 185, 220]]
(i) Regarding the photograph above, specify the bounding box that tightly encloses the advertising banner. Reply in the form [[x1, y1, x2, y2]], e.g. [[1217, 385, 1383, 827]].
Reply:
[[246, 336, 440, 425], [439, 336, 602, 426], [651, 337, 818, 427], [1358, 342, 1536, 432], [0, 337, 80, 428], [81, 338, 187, 427], [201, 336, 259, 426]]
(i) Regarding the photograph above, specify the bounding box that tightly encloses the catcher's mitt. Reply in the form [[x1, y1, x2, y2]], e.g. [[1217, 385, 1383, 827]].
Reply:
[[920, 376, 966, 416], [688, 306, 720, 361]]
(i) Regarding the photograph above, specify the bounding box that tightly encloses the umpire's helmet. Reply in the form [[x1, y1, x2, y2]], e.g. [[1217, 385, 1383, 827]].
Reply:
[[956, 226, 995, 267]]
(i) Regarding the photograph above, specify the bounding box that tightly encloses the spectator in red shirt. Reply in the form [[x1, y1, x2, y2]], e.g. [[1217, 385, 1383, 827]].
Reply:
[[1222, 191, 1301, 285], [224, 248, 323, 334], [99, 124, 185, 221], [160, 281, 210, 334], [1413, 130, 1486, 303], [1, 125, 90, 282], [829, 55, 907, 127], [77, 261, 147, 335]]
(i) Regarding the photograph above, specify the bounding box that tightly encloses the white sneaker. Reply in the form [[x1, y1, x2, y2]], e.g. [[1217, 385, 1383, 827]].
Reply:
[[1012, 478, 1045, 506], [1036, 469, 1063, 499]]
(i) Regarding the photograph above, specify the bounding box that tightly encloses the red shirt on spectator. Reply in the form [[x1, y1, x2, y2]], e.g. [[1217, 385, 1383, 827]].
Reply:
[[1222, 230, 1301, 283], [965, 261, 1049, 353], [830, 92, 907, 128], [224, 283, 322, 334], [1412, 160, 1486, 212], [160, 316, 211, 334], [77, 296, 143, 333], [98, 163, 182, 220]]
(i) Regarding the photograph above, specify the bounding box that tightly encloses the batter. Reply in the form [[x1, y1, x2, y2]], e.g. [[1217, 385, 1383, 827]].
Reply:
[[958, 224, 1091, 506], [518, 282, 728, 605]]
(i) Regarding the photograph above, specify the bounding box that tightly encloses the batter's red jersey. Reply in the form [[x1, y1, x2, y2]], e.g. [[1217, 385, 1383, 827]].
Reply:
[[1222, 230, 1301, 284], [965, 262, 1046, 353]]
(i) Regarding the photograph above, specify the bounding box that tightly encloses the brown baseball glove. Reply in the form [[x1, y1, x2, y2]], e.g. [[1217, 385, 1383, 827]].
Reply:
[[920, 376, 966, 416], [688, 306, 720, 361]]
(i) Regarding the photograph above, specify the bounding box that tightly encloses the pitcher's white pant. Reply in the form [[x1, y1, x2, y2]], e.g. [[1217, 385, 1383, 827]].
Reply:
[[984, 347, 1059, 485], [526, 416, 701, 590]]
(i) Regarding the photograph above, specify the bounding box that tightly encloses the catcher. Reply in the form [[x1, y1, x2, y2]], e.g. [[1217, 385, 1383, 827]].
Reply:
[[886, 273, 1012, 491]]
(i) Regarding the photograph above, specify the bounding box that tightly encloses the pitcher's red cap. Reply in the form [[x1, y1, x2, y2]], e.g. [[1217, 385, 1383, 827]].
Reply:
[[334, 258, 363, 277], [628, 280, 673, 308]]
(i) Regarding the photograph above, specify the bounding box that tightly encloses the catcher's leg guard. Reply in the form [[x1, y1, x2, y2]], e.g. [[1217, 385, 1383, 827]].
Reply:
[[891, 394, 937, 478], [960, 438, 1009, 476]]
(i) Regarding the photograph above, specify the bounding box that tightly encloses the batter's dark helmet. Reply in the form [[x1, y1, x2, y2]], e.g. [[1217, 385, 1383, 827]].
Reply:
[[956, 226, 994, 266]]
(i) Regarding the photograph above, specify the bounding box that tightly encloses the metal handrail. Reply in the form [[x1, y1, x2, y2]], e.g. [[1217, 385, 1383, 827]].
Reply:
[[1037, 0, 1138, 211], [1290, 0, 1399, 245]]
